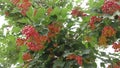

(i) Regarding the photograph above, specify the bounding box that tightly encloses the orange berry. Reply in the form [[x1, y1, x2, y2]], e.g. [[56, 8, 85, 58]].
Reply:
[[47, 7, 53, 15], [22, 53, 32, 62], [66, 54, 76, 60], [98, 35, 107, 46]]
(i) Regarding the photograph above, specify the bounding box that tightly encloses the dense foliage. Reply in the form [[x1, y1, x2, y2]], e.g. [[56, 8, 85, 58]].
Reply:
[[0, 0, 120, 68]]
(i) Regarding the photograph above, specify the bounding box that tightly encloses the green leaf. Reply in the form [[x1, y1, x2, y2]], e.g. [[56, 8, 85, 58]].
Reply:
[[82, 49, 90, 55], [83, 63, 97, 68], [100, 63, 105, 68], [53, 59, 65, 68], [100, 52, 106, 56], [12, 26, 21, 33], [32, 7, 46, 23]]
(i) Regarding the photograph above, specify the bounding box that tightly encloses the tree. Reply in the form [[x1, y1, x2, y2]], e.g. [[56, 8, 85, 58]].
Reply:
[[0, 0, 120, 68]]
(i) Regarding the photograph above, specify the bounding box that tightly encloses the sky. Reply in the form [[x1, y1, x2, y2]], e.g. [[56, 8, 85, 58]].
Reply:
[[0, 16, 7, 28]]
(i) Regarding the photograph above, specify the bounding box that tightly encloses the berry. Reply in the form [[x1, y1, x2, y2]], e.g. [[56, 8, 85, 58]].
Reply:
[[47, 23, 61, 38], [71, 9, 86, 17], [22, 25, 39, 39], [89, 16, 102, 30], [71, 9, 81, 17], [11, 0, 31, 16], [22, 52, 32, 62], [98, 36, 107, 46], [101, 1, 120, 15], [66, 54, 76, 60], [26, 42, 44, 51], [75, 56, 83, 66], [48, 23, 60, 33], [47, 7, 53, 15], [20, 25, 47, 51], [112, 42, 120, 52], [102, 26, 116, 37]]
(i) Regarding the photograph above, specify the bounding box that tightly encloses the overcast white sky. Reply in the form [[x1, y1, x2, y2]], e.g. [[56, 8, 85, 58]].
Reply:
[[0, 16, 7, 28]]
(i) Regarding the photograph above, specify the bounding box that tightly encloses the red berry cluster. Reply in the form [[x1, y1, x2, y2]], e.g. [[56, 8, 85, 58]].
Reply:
[[98, 35, 107, 46], [22, 52, 32, 62], [16, 23, 61, 50], [17, 25, 47, 51], [21, 25, 39, 39], [71, 9, 87, 17], [112, 42, 120, 52], [48, 23, 61, 38], [17, 23, 61, 62], [26, 42, 44, 52], [89, 16, 102, 30], [101, 1, 120, 15], [75, 56, 83, 66], [11, 0, 32, 16], [102, 26, 116, 37], [66, 54, 83, 66], [98, 26, 116, 46]]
